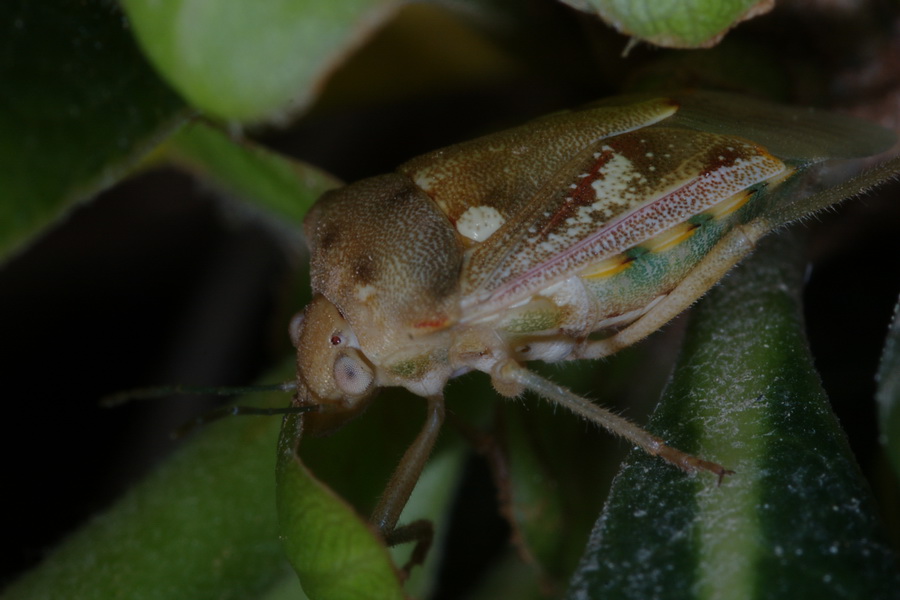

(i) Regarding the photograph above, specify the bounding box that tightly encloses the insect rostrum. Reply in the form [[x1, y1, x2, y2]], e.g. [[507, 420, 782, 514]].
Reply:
[[287, 90, 896, 570]]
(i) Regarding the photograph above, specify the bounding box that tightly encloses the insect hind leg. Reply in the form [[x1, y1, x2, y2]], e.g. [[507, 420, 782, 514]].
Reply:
[[576, 222, 766, 360], [577, 155, 900, 362]]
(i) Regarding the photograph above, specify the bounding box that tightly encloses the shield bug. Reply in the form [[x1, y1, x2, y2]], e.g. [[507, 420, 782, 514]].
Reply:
[[287, 90, 896, 567]]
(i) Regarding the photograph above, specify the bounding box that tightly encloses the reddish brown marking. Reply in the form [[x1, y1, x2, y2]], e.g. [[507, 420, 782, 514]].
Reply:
[[699, 142, 751, 177], [413, 316, 449, 330], [536, 148, 616, 239]]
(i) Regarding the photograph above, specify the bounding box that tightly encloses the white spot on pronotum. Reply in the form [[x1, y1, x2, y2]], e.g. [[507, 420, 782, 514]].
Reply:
[[414, 173, 436, 191], [456, 205, 506, 242], [356, 284, 376, 302]]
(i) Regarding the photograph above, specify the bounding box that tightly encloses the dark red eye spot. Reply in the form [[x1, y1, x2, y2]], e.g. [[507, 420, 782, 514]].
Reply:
[[330, 334, 342, 346]]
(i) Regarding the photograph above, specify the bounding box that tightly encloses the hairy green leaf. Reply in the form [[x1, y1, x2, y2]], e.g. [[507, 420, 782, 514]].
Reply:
[[165, 122, 342, 226], [277, 412, 407, 600], [2, 363, 301, 600], [566, 234, 900, 599], [121, 0, 400, 123], [560, 0, 771, 48], [277, 386, 472, 599], [0, 0, 186, 263], [877, 297, 900, 479]]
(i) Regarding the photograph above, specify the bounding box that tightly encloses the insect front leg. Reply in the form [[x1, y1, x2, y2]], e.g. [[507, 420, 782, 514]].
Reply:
[[370, 394, 445, 575]]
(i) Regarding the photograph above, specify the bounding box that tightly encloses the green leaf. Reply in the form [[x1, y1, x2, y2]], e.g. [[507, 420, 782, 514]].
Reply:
[[120, 0, 400, 123], [876, 297, 900, 479], [0, 0, 187, 264], [2, 363, 301, 600], [165, 122, 343, 226], [566, 233, 900, 599], [277, 387, 471, 599], [559, 0, 772, 48], [277, 412, 407, 600]]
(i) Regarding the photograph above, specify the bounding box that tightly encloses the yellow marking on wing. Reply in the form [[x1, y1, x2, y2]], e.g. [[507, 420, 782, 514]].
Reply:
[[644, 222, 698, 254], [704, 189, 753, 220], [766, 165, 796, 187], [581, 255, 633, 279]]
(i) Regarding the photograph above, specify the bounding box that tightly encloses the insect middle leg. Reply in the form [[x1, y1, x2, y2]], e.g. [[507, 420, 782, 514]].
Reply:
[[484, 222, 779, 481], [493, 360, 732, 481]]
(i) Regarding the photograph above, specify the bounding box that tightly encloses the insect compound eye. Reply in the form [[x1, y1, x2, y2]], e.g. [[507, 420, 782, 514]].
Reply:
[[288, 312, 305, 348], [333, 352, 375, 397]]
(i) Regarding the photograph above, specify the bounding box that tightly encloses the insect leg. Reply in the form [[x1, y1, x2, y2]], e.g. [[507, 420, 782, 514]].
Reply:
[[767, 155, 900, 228], [579, 156, 900, 360], [495, 360, 731, 480], [370, 394, 445, 572], [576, 222, 766, 360]]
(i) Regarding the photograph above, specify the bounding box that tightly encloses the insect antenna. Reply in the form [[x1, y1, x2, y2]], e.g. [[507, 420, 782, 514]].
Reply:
[[100, 382, 316, 438], [171, 401, 318, 438], [100, 382, 298, 407]]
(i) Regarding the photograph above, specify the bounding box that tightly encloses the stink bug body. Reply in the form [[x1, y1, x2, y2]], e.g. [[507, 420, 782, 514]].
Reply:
[[288, 91, 896, 563]]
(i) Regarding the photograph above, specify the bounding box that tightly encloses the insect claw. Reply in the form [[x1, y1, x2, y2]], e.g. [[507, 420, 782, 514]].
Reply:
[[656, 442, 733, 482], [382, 519, 434, 578], [717, 468, 736, 487]]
